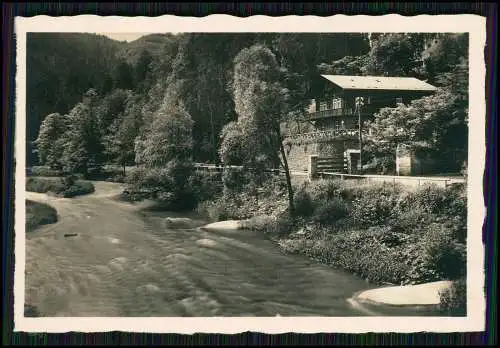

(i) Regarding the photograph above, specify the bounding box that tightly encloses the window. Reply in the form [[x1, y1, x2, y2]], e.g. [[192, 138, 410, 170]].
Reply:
[[332, 98, 342, 109], [319, 101, 328, 111], [396, 97, 403, 104]]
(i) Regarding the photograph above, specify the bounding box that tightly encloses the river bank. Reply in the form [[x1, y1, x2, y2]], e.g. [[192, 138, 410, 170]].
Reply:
[[195, 177, 467, 315], [202, 219, 454, 310], [25, 182, 400, 317]]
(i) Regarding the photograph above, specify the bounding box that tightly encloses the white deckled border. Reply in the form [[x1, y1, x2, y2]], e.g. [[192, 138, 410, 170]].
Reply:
[[13, 14, 487, 333]]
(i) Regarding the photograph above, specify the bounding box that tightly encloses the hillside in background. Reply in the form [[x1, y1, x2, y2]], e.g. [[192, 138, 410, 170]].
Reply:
[[116, 34, 178, 65]]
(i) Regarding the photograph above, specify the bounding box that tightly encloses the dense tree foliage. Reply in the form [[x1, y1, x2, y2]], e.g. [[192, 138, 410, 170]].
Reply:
[[27, 32, 369, 167], [221, 44, 297, 214], [33, 113, 68, 169], [135, 88, 194, 168], [60, 89, 106, 175], [30, 32, 467, 178], [364, 33, 469, 173]]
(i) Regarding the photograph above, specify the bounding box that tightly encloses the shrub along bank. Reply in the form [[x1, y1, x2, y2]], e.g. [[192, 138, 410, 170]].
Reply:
[[26, 199, 58, 231], [28, 165, 127, 183], [26, 176, 95, 198]]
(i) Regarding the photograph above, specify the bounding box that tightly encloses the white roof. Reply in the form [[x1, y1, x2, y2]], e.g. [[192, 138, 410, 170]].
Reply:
[[321, 75, 437, 92]]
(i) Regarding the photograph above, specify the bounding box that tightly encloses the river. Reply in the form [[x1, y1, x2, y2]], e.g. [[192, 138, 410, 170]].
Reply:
[[24, 181, 438, 317]]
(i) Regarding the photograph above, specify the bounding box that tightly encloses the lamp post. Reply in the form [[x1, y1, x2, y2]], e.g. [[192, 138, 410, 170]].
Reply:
[[355, 96, 364, 173]]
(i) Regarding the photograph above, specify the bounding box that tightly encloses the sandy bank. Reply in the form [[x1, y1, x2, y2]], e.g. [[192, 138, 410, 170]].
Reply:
[[353, 280, 453, 306]]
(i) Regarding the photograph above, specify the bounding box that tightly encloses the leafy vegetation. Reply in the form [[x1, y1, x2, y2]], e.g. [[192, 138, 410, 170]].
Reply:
[[26, 177, 95, 198], [439, 277, 467, 316], [26, 200, 58, 231]]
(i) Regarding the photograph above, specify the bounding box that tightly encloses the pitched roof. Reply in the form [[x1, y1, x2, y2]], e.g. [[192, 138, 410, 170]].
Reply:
[[320, 75, 438, 92]]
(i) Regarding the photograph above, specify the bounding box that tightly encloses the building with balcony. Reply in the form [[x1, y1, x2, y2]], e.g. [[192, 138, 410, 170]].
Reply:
[[284, 74, 437, 173]]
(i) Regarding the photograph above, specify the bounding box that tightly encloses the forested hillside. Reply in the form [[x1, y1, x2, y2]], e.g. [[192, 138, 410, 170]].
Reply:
[[27, 32, 468, 173], [27, 32, 370, 166]]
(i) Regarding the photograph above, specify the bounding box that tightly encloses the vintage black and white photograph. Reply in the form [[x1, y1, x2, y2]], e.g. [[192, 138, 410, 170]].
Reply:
[[14, 15, 486, 333]]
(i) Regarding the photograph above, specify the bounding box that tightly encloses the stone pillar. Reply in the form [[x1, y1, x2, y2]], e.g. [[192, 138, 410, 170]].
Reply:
[[309, 155, 318, 181], [396, 143, 413, 176]]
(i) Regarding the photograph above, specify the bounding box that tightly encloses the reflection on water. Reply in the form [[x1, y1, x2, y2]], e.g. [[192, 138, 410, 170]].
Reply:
[[25, 182, 441, 317]]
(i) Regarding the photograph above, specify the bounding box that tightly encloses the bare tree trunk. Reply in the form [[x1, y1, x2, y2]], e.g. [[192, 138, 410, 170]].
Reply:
[[276, 127, 295, 217]]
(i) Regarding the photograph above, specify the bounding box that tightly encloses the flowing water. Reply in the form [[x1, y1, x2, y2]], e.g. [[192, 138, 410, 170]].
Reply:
[[24, 181, 439, 317]]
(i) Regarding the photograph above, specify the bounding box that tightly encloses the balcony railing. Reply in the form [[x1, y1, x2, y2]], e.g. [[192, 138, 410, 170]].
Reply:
[[308, 108, 355, 119], [308, 107, 378, 120], [284, 129, 360, 144]]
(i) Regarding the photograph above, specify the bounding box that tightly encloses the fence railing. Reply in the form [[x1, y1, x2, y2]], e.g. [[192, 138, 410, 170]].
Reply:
[[194, 163, 308, 177], [315, 171, 465, 189], [194, 162, 465, 189], [284, 129, 359, 144]]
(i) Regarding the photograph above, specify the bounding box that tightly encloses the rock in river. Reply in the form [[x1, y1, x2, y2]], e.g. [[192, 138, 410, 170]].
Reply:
[[164, 217, 206, 229]]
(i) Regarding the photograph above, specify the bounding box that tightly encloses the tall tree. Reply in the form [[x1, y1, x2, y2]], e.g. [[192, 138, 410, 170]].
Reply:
[[33, 112, 68, 169], [95, 88, 131, 132], [61, 89, 105, 175], [221, 44, 296, 215], [365, 89, 466, 172], [135, 84, 194, 168], [365, 33, 427, 77], [104, 93, 143, 174]]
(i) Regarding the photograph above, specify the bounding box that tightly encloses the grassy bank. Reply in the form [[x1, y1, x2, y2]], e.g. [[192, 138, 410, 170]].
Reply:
[[26, 200, 58, 231], [198, 178, 467, 285], [26, 176, 95, 198], [197, 177, 467, 314]]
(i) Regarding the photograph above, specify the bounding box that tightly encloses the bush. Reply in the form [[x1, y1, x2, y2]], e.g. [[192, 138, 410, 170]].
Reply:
[[421, 224, 466, 280], [26, 177, 95, 198], [312, 197, 349, 225], [62, 174, 77, 187], [293, 186, 314, 217], [308, 179, 349, 202], [62, 181, 95, 198], [285, 228, 413, 284], [409, 183, 466, 216], [350, 183, 402, 227], [123, 161, 198, 210], [26, 177, 66, 194], [26, 200, 58, 231], [439, 277, 466, 316], [389, 205, 434, 235], [189, 171, 223, 203], [222, 167, 247, 193]]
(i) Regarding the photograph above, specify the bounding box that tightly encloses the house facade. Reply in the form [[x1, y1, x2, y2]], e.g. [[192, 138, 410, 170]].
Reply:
[[283, 74, 437, 174]]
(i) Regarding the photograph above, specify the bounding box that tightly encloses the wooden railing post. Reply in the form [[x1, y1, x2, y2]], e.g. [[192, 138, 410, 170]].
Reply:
[[309, 155, 318, 182]]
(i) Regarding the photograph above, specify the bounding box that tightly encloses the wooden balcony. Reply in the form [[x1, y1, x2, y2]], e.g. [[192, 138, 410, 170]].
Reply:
[[308, 108, 355, 120], [307, 107, 376, 120], [284, 128, 360, 145]]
